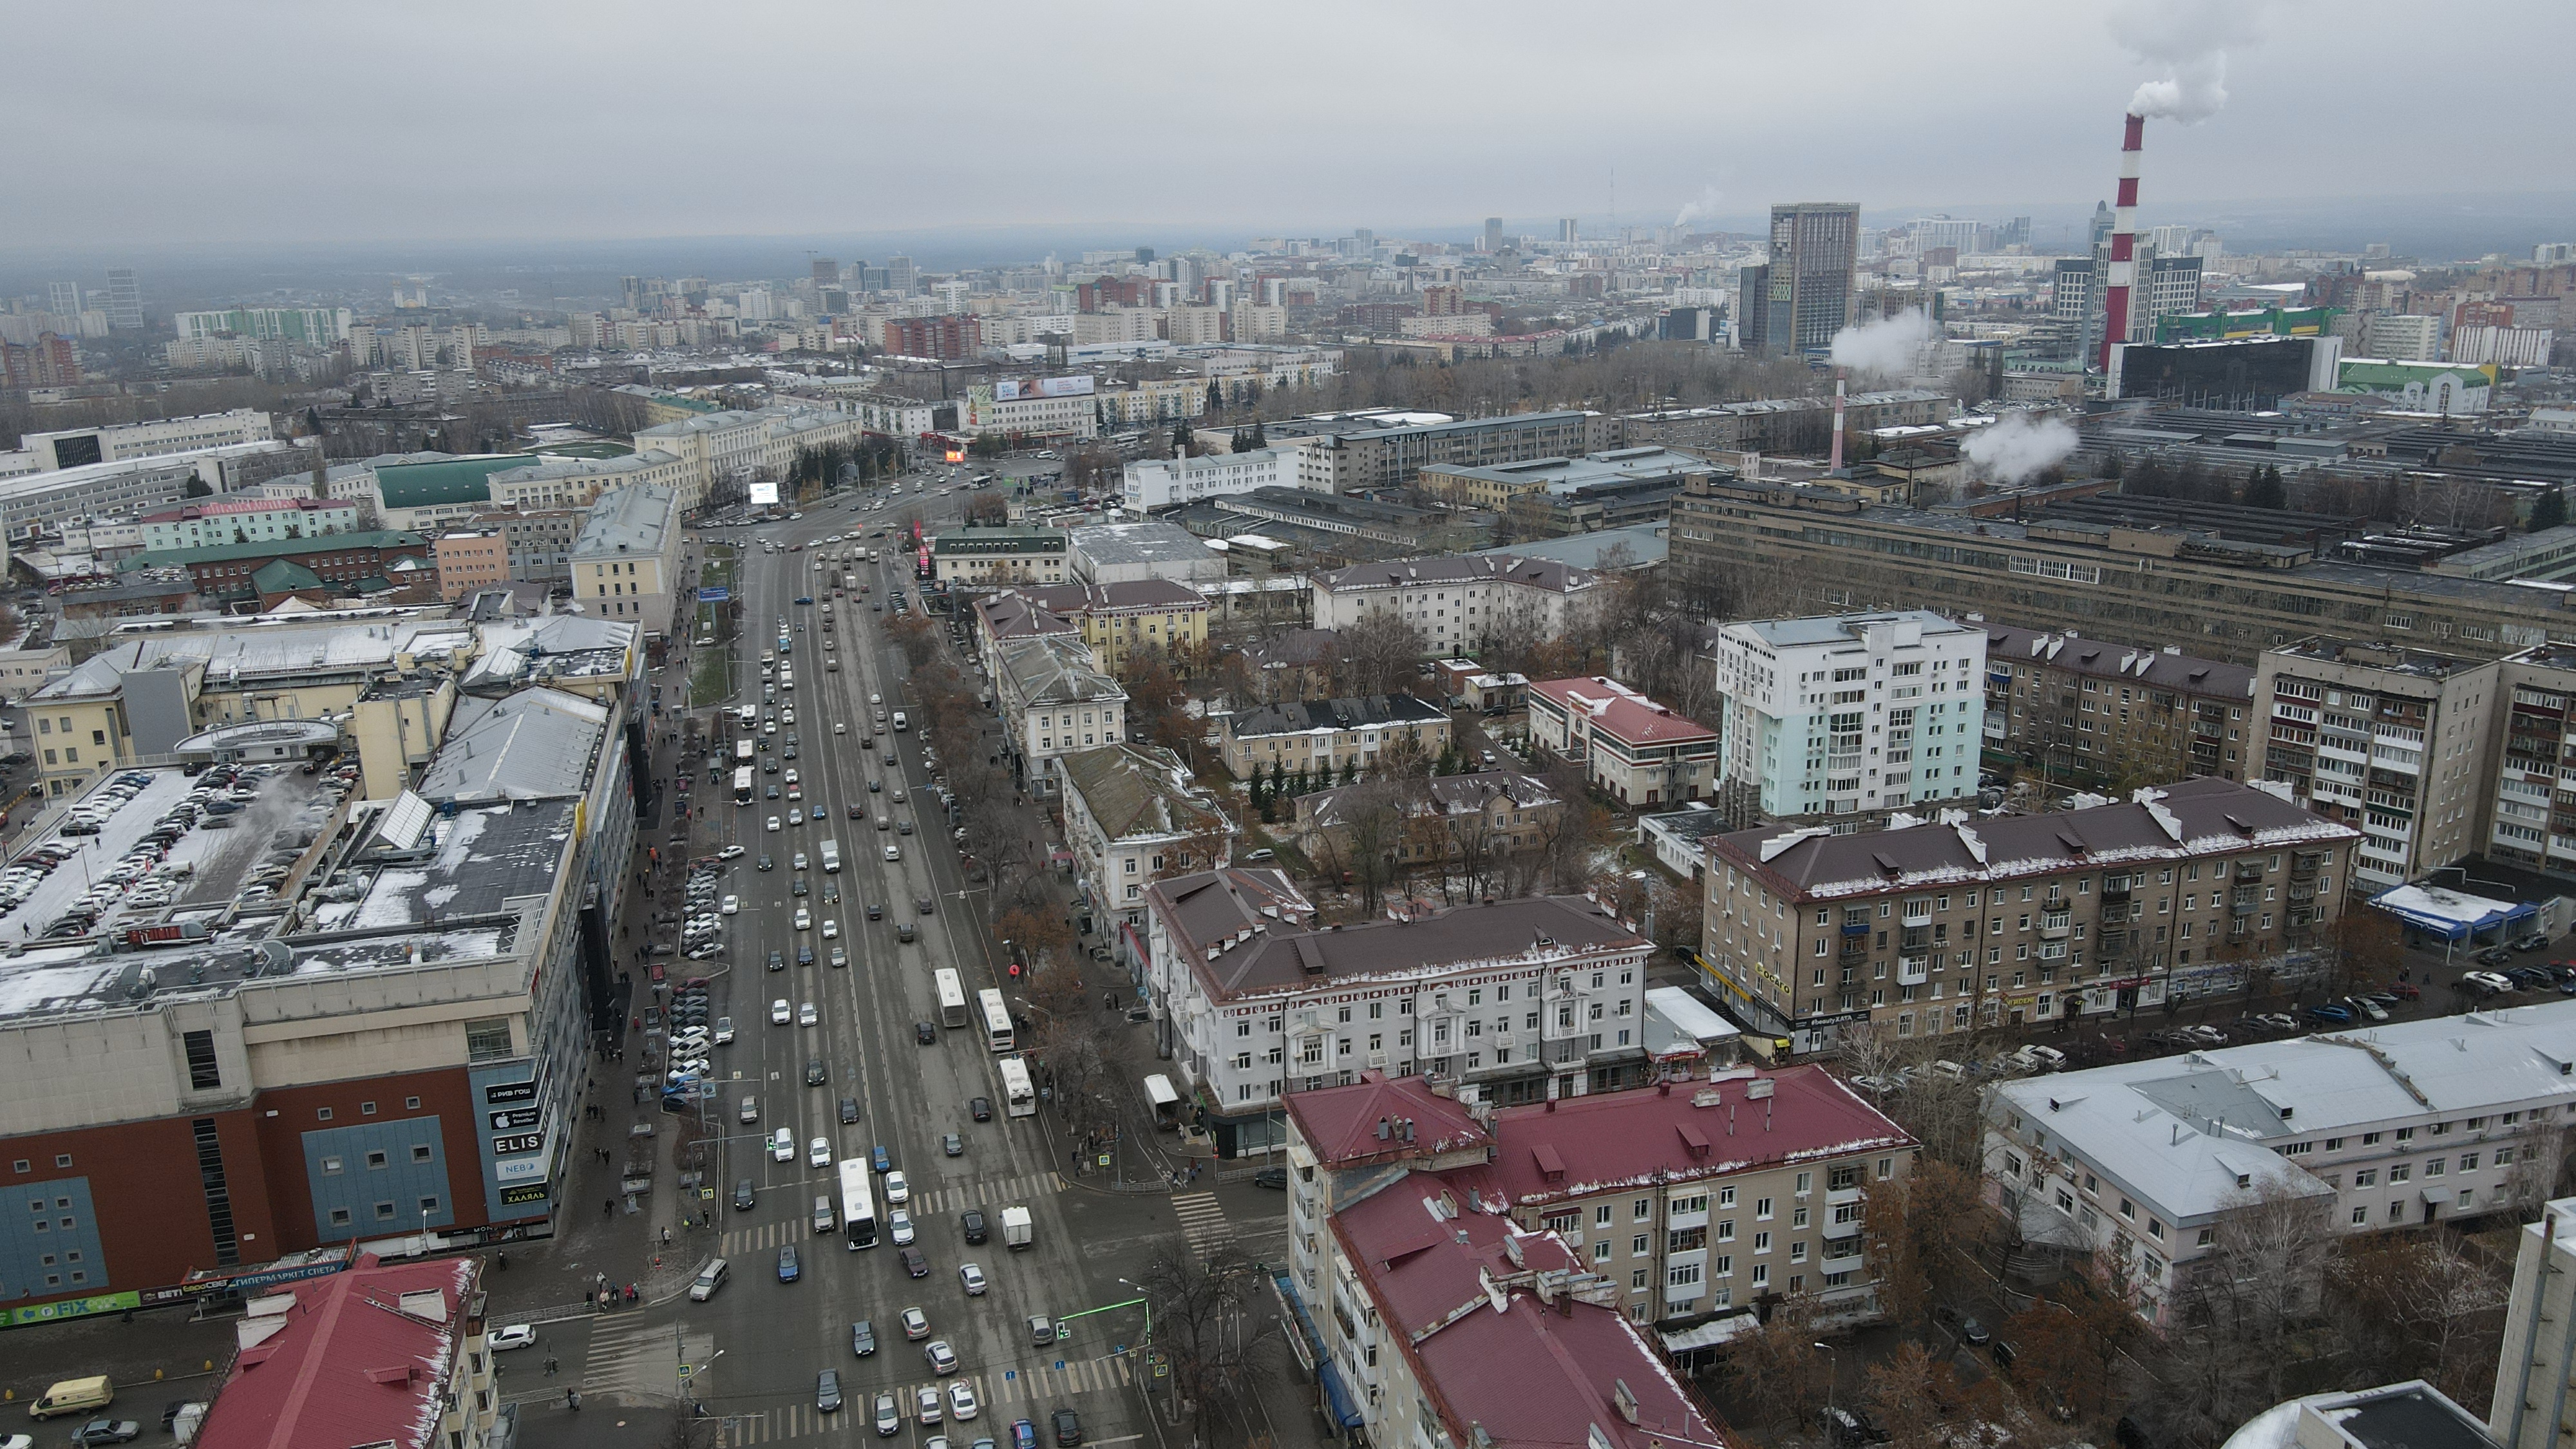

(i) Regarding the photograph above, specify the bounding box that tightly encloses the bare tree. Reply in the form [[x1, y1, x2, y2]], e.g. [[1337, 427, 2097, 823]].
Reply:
[[1136, 1245, 1280, 1444], [1716, 1291, 1832, 1434], [1333, 610, 1428, 698], [2503, 1121, 2575, 1219], [2333, 1229, 2512, 1405], [2154, 1180, 2338, 1444]]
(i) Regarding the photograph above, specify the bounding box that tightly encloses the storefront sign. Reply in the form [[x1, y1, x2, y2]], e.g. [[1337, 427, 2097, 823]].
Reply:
[[500, 1181, 552, 1207], [483, 1080, 538, 1106], [492, 1132, 545, 1157], [488, 1108, 541, 1132]]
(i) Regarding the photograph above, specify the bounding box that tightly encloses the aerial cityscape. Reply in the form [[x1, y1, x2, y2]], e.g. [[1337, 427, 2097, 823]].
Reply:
[[4, 6, 2576, 1449]]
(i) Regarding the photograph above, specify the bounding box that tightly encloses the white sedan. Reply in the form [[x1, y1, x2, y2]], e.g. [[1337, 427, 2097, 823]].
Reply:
[[809, 1137, 832, 1168], [771, 999, 792, 1025], [717, 844, 746, 860], [720, 895, 739, 915], [822, 919, 839, 940], [766, 815, 782, 833], [489, 1324, 537, 1351], [795, 909, 813, 931], [884, 1170, 910, 1204], [799, 1001, 819, 1027]]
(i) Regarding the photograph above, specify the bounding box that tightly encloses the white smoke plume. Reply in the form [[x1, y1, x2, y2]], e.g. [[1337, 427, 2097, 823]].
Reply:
[[1672, 186, 1724, 229], [2110, 0, 2263, 123], [1827, 309, 1937, 379], [1963, 413, 2081, 488]]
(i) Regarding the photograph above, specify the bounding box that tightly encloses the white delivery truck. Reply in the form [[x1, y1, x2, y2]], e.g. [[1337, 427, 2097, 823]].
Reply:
[[820, 839, 841, 873], [1000, 1204, 1034, 1251]]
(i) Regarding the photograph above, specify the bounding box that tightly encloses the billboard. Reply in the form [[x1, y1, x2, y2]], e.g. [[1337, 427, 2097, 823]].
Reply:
[[995, 375, 1095, 402], [748, 481, 781, 506]]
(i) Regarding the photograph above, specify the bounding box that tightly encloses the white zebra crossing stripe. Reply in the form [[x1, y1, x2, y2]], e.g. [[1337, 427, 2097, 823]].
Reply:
[[1171, 1192, 1230, 1260], [911, 1170, 1068, 1216], [715, 1359, 1137, 1444], [581, 1314, 680, 1401]]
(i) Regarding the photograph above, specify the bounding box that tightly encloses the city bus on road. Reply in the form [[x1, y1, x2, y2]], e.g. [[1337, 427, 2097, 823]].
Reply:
[[733, 767, 754, 806], [998, 1054, 1036, 1119], [838, 1158, 877, 1250], [977, 988, 1014, 1054], [934, 969, 968, 1029], [735, 740, 755, 767]]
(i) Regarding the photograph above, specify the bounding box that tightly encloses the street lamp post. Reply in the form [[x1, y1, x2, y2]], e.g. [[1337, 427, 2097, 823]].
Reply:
[[1815, 1342, 1838, 1420]]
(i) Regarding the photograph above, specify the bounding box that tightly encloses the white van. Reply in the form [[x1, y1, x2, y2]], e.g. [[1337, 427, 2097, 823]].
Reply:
[[772, 1127, 795, 1162], [891, 712, 909, 733], [688, 1258, 730, 1302]]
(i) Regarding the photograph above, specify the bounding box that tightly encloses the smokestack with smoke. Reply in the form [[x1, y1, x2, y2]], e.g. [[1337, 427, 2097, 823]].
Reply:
[[1828, 310, 1935, 381], [1829, 373, 1846, 473], [1963, 414, 2081, 489], [2099, 113, 2144, 374], [1672, 186, 1724, 230]]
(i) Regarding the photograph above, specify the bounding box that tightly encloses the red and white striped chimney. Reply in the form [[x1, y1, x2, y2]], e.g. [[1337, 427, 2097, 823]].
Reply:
[[2098, 111, 2145, 372], [1828, 371, 1847, 472]]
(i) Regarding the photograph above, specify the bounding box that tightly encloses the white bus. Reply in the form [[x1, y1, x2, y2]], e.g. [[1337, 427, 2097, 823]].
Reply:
[[838, 1159, 878, 1251], [733, 766, 755, 806], [934, 969, 968, 1029], [998, 1054, 1037, 1119], [977, 988, 1014, 1054], [735, 740, 755, 767], [819, 839, 840, 874], [736, 705, 758, 729]]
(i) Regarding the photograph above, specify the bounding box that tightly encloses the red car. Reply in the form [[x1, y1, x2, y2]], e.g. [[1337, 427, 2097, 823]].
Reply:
[[2387, 980, 2423, 1000]]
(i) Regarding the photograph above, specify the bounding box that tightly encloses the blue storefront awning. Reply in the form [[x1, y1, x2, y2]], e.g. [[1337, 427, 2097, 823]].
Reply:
[[1319, 1361, 1365, 1429], [2371, 884, 2535, 943], [1275, 1272, 1366, 1429]]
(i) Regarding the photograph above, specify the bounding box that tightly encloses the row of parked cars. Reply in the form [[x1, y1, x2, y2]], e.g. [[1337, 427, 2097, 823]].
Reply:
[[17, 768, 281, 937], [2460, 960, 2576, 998], [679, 860, 727, 960], [1850, 1044, 2067, 1095]]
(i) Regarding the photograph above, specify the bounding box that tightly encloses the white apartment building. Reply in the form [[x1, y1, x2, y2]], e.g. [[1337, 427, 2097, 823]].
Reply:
[[2254, 638, 2494, 893], [141, 497, 361, 551], [486, 450, 693, 513], [1310, 555, 1604, 653], [1231, 302, 1290, 341], [1985, 998, 2576, 1329], [1712, 611, 1989, 819], [1143, 869, 1656, 1142], [847, 393, 946, 440], [17, 409, 275, 471], [2361, 313, 2442, 363], [994, 634, 1127, 794], [961, 386, 1099, 442], [1121, 446, 1305, 511], [171, 307, 352, 345]]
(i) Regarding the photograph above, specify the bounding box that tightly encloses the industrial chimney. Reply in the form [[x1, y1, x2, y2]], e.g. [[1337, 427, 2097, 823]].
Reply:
[[2097, 112, 2145, 373], [1828, 371, 1847, 473]]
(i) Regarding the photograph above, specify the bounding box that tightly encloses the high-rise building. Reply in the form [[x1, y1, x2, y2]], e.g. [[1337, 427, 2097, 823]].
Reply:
[[885, 255, 917, 294], [46, 281, 81, 318], [1482, 216, 1504, 253], [101, 267, 142, 330], [2051, 258, 2099, 325], [2361, 313, 2442, 361], [1759, 202, 1860, 352], [1710, 609, 1987, 820], [811, 256, 838, 289], [1995, 215, 2032, 249], [1736, 263, 1773, 351], [1557, 216, 1579, 243], [1909, 215, 1980, 256], [2136, 253, 2204, 342]]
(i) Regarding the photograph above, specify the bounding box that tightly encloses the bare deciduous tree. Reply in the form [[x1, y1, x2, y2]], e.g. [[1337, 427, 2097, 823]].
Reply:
[[1333, 610, 1428, 698], [1136, 1245, 1280, 1444]]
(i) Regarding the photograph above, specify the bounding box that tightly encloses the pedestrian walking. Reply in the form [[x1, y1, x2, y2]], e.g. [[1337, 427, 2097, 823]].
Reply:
[[604, 1198, 614, 1217], [544, 1355, 558, 1376]]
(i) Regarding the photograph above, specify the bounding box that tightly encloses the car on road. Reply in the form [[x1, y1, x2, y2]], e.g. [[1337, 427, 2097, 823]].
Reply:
[[772, 999, 791, 1025], [799, 1001, 819, 1027], [807, 1057, 828, 1086], [918, 1387, 944, 1425], [714, 1016, 734, 1044], [949, 1382, 980, 1420], [963, 1208, 988, 1244], [2388, 980, 2423, 999], [1252, 1166, 1288, 1189], [926, 1340, 960, 1375], [735, 1178, 757, 1211], [791, 848, 807, 867], [831, 946, 849, 968], [2515, 932, 2554, 953], [758, 854, 773, 871], [809, 1136, 831, 1168], [866, 900, 884, 919], [777, 1245, 800, 1282], [772, 1128, 796, 1162], [2345, 995, 2391, 1021], [2477, 945, 2515, 967], [918, 895, 935, 914], [1052, 1408, 1083, 1446], [884, 1170, 911, 1204], [70, 1424, 140, 1446], [823, 918, 840, 939], [1960, 1316, 1992, 1346], [489, 1324, 537, 1350], [766, 815, 781, 832], [717, 844, 746, 860], [943, 1132, 964, 1157], [813, 806, 827, 820], [2306, 1002, 2356, 1023], [916, 1020, 937, 1044], [848, 802, 866, 818], [766, 949, 786, 972], [902, 1305, 931, 1340], [885, 844, 902, 861], [889, 1208, 915, 1245], [873, 1144, 893, 1172], [2462, 970, 2517, 994], [817, 1369, 844, 1414], [851, 1320, 876, 1356], [960, 1262, 987, 1295], [875, 1393, 902, 1437], [900, 1245, 929, 1277], [840, 1097, 861, 1124], [1011, 1420, 1039, 1449]]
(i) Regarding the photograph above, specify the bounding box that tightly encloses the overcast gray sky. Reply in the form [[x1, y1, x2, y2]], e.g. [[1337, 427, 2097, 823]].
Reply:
[[3, 0, 2567, 251]]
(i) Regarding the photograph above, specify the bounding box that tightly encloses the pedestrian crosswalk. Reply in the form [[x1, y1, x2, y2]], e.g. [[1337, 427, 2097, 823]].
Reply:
[[1172, 1191, 1231, 1261], [714, 1356, 1132, 1444], [717, 1172, 1065, 1256], [582, 1313, 681, 1402]]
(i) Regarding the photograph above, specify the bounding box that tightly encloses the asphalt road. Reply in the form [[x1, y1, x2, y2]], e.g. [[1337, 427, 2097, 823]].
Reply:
[[625, 471, 1164, 1448]]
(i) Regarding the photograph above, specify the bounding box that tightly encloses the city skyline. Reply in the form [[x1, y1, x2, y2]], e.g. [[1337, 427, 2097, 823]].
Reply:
[[4, 1, 2569, 252]]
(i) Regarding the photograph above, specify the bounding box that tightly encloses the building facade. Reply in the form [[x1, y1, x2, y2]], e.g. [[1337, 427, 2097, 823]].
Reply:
[[1527, 676, 1721, 808], [1711, 611, 1987, 821], [433, 529, 511, 601], [1121, 446, 1306, 511], [569, 484, 680, 632], [140, 497, 361, 552], [1701, 778, 2362, 1050], [932, 525, 1069, 586], [1059, 743, 1233, 931], [1217, 694, 1451, 781], [1310, 554, 1604, 654], [1981, 623, 2255, 790]]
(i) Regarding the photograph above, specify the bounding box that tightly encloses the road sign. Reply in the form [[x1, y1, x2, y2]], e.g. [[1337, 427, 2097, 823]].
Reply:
[[697, 586, 730, 603], [1096, 1154, 1110, 1169]]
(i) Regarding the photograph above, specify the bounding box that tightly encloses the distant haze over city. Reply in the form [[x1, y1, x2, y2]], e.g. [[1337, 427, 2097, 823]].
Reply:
[[2, 0, 2568, 267]]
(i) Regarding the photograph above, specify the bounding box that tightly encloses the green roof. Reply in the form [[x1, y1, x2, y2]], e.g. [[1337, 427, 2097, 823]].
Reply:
[[250, 558, 325, 593], [121, 530, 428, 571], [374, 455, 526, 509]]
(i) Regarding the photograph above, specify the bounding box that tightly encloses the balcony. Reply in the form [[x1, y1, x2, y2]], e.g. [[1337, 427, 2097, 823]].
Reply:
[[2235, 862, 2264, 882], [1897, 954, 1929, 986], [1821, 1215, 1864, 1241], [2039, 913, 2071, 940], [1841, 918, 1870, 937], [2097, 924, 2128, 951], [1839, 936, 1870, 961], [2290, 854, 2320, 879], [2230, 891, 2258, 916], [1899, 927, 1930, 951]]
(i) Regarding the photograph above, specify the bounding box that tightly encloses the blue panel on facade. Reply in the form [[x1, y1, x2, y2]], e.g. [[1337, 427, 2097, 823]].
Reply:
[[0, 1177, 109, 1301], [303, 1119, 453, 1240]]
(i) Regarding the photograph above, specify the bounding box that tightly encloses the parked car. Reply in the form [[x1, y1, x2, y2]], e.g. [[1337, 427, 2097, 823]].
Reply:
[[2476, 945, 2515, 967], [2514, 932, 2553, 953], [2306, 1002, 2356, 1024]]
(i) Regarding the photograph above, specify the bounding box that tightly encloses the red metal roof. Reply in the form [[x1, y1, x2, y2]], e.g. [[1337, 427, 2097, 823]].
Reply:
[[1331, 1180, 1724, 1449], [1283, 1071, 1488, 1167], [194, 1254, 475, 1449], [1479, 1067, 1915, 1208], [1529, 676, 1718, 746]]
